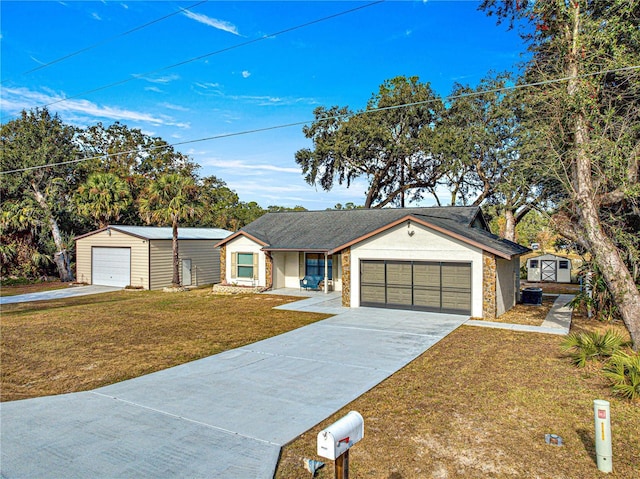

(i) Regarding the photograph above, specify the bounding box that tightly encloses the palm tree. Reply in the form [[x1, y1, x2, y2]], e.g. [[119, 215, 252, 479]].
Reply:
[[76, 173, 132, 228], [138, 173, 201, 286]]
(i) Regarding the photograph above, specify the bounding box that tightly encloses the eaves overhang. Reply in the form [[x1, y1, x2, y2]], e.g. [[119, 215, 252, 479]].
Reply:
[[214, 230, 268, 249]]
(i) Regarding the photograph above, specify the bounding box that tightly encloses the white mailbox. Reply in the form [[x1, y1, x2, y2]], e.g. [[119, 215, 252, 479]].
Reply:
[[317, 411, 364, 460]]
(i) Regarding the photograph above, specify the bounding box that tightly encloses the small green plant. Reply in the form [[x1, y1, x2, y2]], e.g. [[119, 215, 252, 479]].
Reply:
[[560, 330, 627, 367], [603, 350, 640, 401], [570, 264, 620, 321]]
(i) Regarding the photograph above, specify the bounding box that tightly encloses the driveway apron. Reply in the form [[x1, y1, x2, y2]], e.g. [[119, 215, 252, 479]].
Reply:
[[0, 295, 468, 479], [0, 285, 121, 305]]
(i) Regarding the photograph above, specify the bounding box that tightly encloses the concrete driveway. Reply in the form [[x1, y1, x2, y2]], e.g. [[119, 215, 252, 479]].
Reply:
[[0, 293, 468, 478], [0, 285, 121, 305]]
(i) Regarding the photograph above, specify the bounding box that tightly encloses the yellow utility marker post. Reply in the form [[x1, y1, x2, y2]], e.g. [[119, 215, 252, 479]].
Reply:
[[594, 399, 612, 473]]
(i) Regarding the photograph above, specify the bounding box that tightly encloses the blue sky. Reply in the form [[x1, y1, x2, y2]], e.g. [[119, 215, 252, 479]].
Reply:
[[1, 1, 529, 210]]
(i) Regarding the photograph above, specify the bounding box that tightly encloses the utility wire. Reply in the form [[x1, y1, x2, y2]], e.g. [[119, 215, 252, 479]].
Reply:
[[0, 1, 209, 83], [1, 64, 638, 175], [3, 1, 385, 119]]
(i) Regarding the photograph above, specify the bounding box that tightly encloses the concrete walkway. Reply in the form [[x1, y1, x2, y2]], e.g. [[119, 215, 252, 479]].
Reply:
[[466, 294, 575, 335], [0, 285, 121, 305], [0, 293, 468, 479]]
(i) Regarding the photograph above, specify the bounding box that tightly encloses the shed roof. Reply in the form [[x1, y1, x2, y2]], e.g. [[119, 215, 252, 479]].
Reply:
[[217, 207, 529, 260], [76, 225, 232, 241]]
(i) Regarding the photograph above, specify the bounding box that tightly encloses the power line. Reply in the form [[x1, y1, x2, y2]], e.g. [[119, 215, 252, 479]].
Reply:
[[0, 1, 209, 84], [3, 1, 385, 119], [1, 64, 638, 176]]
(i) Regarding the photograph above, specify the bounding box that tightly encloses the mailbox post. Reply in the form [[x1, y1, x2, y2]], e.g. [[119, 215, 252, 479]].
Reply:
[[317, 411, 364, 479]]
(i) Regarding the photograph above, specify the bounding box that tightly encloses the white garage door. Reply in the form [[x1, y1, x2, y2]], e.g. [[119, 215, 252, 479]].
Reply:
[[92, 247, 131, 287]]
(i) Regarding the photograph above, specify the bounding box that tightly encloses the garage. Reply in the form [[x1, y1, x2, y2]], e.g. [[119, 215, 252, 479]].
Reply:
[[75, 226, 232, 290], [92, 247, 131, 287], [360, 260, 472, 314]]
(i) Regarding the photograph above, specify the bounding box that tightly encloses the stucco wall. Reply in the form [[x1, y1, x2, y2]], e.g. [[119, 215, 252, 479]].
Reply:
[[349, 221, 484, 317], [284, 252, 301, 288], [496, 256, 518, 317], [75, 229, 149, 288]]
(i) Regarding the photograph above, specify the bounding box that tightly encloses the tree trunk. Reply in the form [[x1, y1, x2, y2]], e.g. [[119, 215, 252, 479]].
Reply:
[[172, 218, 180, 286], [31, 182, 74, 282], [566, 6, 640, 348], [573, 117, 640, 348], [503, 209, 516, 242]]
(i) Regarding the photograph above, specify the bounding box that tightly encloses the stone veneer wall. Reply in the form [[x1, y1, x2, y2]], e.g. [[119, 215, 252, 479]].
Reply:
[[483, 251, 497, 320], [342, 247, 351, 307], [219, 245, 226, 284], [265, 252, 273, 289]]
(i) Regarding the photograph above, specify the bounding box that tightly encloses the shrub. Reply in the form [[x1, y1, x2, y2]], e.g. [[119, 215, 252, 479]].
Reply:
[[560, 330, 627, 367], [570, 264, 620, 321], [603, 350, 640, 401]]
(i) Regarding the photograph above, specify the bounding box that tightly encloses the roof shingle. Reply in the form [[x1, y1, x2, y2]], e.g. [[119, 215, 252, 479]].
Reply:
[[233, 207, 528, 259]]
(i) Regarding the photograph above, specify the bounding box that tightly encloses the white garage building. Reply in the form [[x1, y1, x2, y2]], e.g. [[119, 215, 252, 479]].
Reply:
[[75, 225, 231, 290]]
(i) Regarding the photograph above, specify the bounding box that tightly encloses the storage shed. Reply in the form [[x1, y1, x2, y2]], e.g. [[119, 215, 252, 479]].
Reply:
[[526, 253, 572, 283], [75, 225, 232, 289]]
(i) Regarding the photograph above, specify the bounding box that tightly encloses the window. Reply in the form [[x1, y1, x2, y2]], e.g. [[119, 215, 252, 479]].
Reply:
[[559, 260, 569, 270], [305, 253, 332, 277], [530, 260, 539, 268], [236, 253, 255, 278]]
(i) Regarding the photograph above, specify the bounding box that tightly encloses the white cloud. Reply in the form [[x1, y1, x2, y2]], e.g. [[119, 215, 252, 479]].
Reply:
[[0, 87, 190, 129], [159, 102, 190, 112], [91, 12, 101, 21], [205, 158, 300, 174], [242, 70, 251, 79], [144, 86, 163, 93], [135, 73, 180, 84], [193, 81, 221, 92], [182, 10, 240, 36]]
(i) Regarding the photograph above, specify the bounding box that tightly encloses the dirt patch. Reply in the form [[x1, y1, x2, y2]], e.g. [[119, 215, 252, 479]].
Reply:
[[471, 294, 557, 326], [0, 280, 71, 297], [522, 281, 581, 295]]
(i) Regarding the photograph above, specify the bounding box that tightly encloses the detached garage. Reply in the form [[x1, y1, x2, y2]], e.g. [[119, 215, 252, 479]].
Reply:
[[75, 225, 231, 290]]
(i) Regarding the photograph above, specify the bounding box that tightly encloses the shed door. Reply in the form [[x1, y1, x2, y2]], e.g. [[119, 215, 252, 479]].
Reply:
[[92, 247, 131, 287], [182, 259, 192, 286], [360, 260, 471, 314], [541, 260, 557, 282]]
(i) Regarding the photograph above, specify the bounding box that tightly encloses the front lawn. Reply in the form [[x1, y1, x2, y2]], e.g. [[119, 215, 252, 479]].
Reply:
[[0, 289, 328, 401], [2, 287, 637, 478], [276, 320, 639, 479]]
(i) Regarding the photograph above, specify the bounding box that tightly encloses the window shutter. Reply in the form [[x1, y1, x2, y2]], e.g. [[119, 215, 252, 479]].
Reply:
[[231, 252, 237, 279], [252, 253, 259, 280]]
